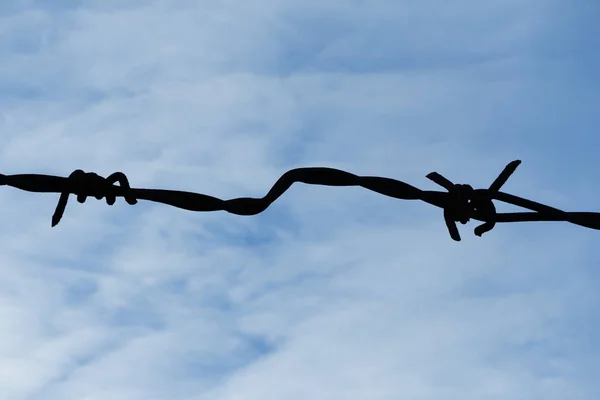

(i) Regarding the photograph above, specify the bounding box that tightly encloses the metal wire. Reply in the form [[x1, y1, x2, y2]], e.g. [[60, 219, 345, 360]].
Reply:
[[0, 160, 597, 241]]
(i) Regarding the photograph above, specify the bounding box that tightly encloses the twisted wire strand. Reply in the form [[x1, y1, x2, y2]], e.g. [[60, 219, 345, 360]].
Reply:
[[0, 160, 597, 241]]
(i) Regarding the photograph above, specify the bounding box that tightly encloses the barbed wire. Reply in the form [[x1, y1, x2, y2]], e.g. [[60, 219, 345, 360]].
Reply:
[[0, 160, 598, 241]]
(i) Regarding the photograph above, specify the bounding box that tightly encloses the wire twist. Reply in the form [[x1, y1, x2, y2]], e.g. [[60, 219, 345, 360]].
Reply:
[[51, 170, 137, 227], [424, 160, 522, 240]]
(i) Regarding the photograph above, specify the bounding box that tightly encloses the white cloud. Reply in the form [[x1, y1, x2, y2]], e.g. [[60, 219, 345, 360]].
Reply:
[[0, 0, 598, 399]]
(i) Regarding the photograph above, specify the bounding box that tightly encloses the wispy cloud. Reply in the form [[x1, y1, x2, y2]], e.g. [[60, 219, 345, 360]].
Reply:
[[0, 0, 598, 399]]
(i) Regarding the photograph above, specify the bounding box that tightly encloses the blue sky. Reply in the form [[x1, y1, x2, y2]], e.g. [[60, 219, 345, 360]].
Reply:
[[0, 0, 599, 399]]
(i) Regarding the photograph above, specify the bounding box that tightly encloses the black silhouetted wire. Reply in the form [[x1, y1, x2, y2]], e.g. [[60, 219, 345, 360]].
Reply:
[[0, 160, 598, 241]]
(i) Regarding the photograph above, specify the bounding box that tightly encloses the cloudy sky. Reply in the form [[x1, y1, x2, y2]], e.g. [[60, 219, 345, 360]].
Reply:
[[0, 0, 599, 399]]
